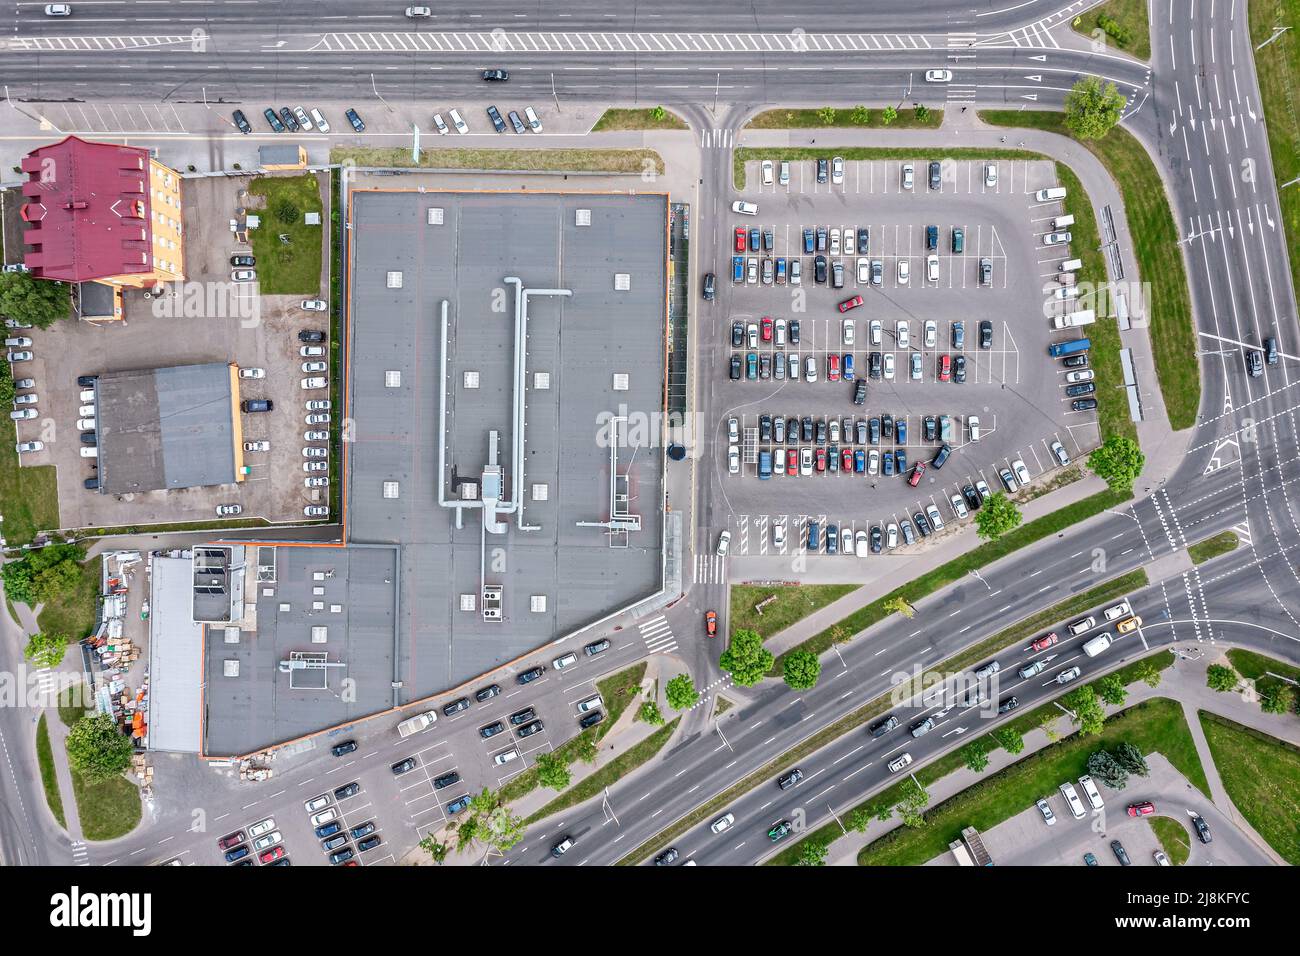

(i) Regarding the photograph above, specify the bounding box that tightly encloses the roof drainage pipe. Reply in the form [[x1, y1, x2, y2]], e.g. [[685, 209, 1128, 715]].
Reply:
[[436, 298, 480, 529]]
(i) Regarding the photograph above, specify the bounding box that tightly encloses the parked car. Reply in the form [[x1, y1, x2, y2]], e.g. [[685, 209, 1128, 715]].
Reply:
[[345, 108, 365, 132]]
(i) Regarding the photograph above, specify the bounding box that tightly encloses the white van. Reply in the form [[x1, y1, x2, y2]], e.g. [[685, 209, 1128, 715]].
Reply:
[[1078, 774, 1104, 810], [1036, 186, 1068, 202], [493, 748, 520, 765], [76, 417, 95, 431], [1052, 310, 1096, 329], [731, 200, 759, 216], [552, 652, 578, 670], [1082, 634, 1112, 657], [1103, 601, 1130, 622], [1058, 258, 1083, 273], [1052, 214, 1075, 230], [1058, 781, 1087, 819], [577, 694, 602, 713], [1067, 616, 1096, 636], [80, 446, 98, 458]]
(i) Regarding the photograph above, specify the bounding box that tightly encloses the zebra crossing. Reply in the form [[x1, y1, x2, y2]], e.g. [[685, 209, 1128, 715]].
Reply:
[[310, 31, 940, 55], [701, 128, 735, 149], [70, 841, 89, 866], [32, 667, 57, 705], [694, 554, 727, 584], [638, 615, 679, 655]]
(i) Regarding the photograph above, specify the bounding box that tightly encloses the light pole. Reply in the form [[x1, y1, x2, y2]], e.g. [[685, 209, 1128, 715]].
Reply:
[[550, 72, 560, 113], [370, 73, 395, 114]]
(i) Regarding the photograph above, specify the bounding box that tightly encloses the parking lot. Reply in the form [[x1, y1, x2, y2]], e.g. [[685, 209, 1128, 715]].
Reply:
[[712, 156, 1100, 557]]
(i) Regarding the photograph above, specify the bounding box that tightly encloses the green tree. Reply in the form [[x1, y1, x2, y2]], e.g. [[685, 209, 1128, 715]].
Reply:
[[665, 673, 700, 710], [0, 542, 86, 607], [881, 105, 898, 125], [1088, 434, 1145, 490], [418, 836, 450, 864], [782, 649, 821, 690], [1063, 75, 1127, 139], [993, 726, 1025, 755], [456, 788, 526, 853], [895, 779, 929, 828], [1135, 659, 1163, 689], [1064, 686, 1106, 735], [0, 362, 13, 406], [850, 104, 870, 125], [535, 752, 571, 791], [974, 492, 1023, 540], [796, 835, 830, 866], [23, 632, 67, 668], [1114, 742, 1150, 777], [1206, 664, 1238, 693], [719, 629, 774, 686], [817, 106, 836, 124], [651, 105, 667, 121], [65, 713, 134, 783], [1087, 749, 1128, 789], [572, 733, 599, 764], [639, 700, 665, 725], [0, 272, 71, 329], [961, 737, 992, 773], [882, 595, 915, 619], [846, 806, 875, 832], [1261, 685, 1295, 715], [914, 104, 930, 121], [1097, 674, 1128, 707]]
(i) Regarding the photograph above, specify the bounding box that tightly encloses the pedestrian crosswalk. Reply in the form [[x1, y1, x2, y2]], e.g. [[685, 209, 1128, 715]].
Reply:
[[32, 667, 57, 705], [638, 615, 679, 655], [701, 128, 734, 149], [70, 841, 89, 867], [694, 554, 726, 584]]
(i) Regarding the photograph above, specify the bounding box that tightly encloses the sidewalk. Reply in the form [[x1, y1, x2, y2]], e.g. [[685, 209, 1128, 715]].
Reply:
[[42, 711, 86, 843]]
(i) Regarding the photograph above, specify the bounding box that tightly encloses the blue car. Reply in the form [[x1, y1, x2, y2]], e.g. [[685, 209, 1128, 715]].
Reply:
[[749, 228, 760, 251], [746, 353, 758, 380], [895, 418, 907, 445], [826, 525, 838, 555], [807, 521, 819, 551], [842, 354, 854, 381], [854, 449, 866, 473], [733, 256, 744, 282], [895, 449, 907, 473], [883, 451, 895, 477], [446, 795, 471, 815], [803, 228, 815, 254]]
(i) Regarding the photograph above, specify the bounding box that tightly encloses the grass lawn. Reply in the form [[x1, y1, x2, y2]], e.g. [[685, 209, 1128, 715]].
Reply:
[[980, 111, 1198, 430], [246, 174, 325, 295], [745, 107, 943, 131], [592, 108, 687, 131], [526, 718, 680, 824], [58, 683, 92, 728], [730, 584, 859, 641], [1070, 0, 1152, 60], [1199, 711, 1300, 864], [0, 439, 59, 546], [331, 146, 664, 175], [734, 145, 1037, 190], [35, 715, 67, 829], [36, 557, 100, 640], [857, 698, 1205, 865], [773, 488, 1134, 669], [69, 764, 141, 841], [1149, 815, 1191, 865], [1188, 531, 1239, 565], [1250, 0, 1300, 318], [1224, 648, 1300, 702]]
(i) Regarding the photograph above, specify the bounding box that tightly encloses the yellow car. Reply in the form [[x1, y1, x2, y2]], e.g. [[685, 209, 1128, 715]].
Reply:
[[1116, 616, 1142, 634]]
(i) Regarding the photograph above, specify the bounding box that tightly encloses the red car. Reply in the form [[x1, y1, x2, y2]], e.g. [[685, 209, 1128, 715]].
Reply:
[[787, 449, 798, 475], [705, 610, 718, 637], [841, 448, 854, 471], [761, 317, 773, 342], [815, 447, 827, 472], [838, 294, 864, 313], [827, 354, 840, 382], [259, 846, 286, 864], [1127, 801, 1156, 817], [1031, 632, 1059, 651], [218, 831, 245, 850], [908, 461, 926, 487], [938, 354, 951, 382], [734, 227, 747, 253]]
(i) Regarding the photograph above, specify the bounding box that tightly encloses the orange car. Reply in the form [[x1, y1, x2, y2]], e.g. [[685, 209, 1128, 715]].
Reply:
[[705, 611, 718, 637]]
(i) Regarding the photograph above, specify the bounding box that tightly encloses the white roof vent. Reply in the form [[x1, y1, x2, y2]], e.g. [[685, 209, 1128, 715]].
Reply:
[[531, 483, 549, 501], [385, 370, 401, 388], [575, 209, 591, 226], [223, 660, 240, 677], [613, 373, 629, 391], [427, 207, 444, 225], [386, 271, 404, 288], [530, 595, 547, 612], [533, 372, 550, 390], [464, 371, 480, 389], [614, 273, 631, 291], [459, 593, 476, 611], [223, 626, 240, 644], [311, 626, 328, 644], [383, 481, 400, 499]]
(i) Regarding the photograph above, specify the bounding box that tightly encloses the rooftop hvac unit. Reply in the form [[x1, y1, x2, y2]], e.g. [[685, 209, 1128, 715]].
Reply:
[[575, 209, 591, 226], [614, 273, 631, 291], [427, 208, 444, 225], [482, 585, 503, 622]]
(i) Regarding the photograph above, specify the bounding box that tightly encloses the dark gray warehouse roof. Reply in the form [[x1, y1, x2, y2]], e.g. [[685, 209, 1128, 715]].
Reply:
[[97, 362, 238, 494]]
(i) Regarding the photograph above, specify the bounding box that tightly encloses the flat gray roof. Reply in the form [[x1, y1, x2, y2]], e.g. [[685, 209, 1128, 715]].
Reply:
[[202, 544, 399, 757], [97, 362, 237, 494], [146, 556, 204, 753], [346, 189, 668, 700]]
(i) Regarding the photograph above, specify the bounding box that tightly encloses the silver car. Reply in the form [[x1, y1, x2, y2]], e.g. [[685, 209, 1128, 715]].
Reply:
[[302, 446, 328, 459], [304, 430, 328, 442]]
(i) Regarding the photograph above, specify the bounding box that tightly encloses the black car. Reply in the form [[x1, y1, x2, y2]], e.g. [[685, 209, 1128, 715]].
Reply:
[[358, 835, 382, 852], [83, 477, 100, 490], [931, 444, 952, 469], [997, 696, 1019, 714], [801, 416, 814, 442], [482, 69, 510, 81], [328, 847, 355, 865], [1247, 348, 1263, 377], [507, 110, 526, 133], [787, 416, 799, 443], [584, 638, 611, 656], [963, 485, 981, 511], [578, 710, 604, 729], [929, 161, 942, 190], [729, 354, 742, 380], [334, 782, 360, 800], [979, 320, 993, 350], [330, 739, 357, 757], [76, 374, 97, 388], [509, 707, 536, 726], [516, 666, 545, 685], [759, 414, 772, 442], [80, 431, 96, 445], [925, 224, 938, 250], [815, 419, 827, 444], [954, 355, 967, 383], [731, 321, 744, 348], [480, 720, 505, 739], [230, 254, 255, 268], [391, 757, 417, 775], [654, 847, 680, 866], [263, 108, 286, 132], [814, 255, 827, 284], [486, 105, 507, 132], [232, 110, 252, 134], [315, 821, 343, 839], [350, 821, 376, 840], [1265, 336, 1279, 365], [1192, 815, 1212, 843], [1111, 839, 1131, 866], [777, 768, 804, 790], [870, 526, 883, 554], [1066, 382, 1096, 397], [869, 351, 882, 380], [703, 273, 716, 301], [475, 683, 502, 702], [1063, 353, 1089, 368], [952, 322, 965, 349], [279, 107, 299, 131], [1072, 398, 1099, 411], [817, 158, 829, 183], [433, 771, 461, 790], [882, 413, 893, 440], [342, 108, 365, 132], [923, 416, 937, 442], [914, 510, 932, 536], [516, 720, 544, 738], [442, 697, 470, 717], [241, 399, 273, 413], [869, 715, 898, 738], [298, 329, 325, 343], [857, 227, 870, 253], [853, 379, 867, 405]]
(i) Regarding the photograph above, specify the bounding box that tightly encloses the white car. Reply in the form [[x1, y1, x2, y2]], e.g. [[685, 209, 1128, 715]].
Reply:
[[252, 831, 282, 851], [800, 447, 813, 476], [449, 109, 469, 134], [984, 162, 998, 188], [886, 523, 899, 549], [44, 3, 72, 15], [301, 299, 327, 312], [303, 461, 327, 472], [238, 367, 265, 379], [746, 323, 758, 349], [950, 494, 969, 519], [868, 449, 880, 475], [304, 505, 329, 518], [843, 228, 855, 256], [1012, 459, 1031, 486], [805, 355, 817, 382], [302, 446, 328, 459], [869, 319, 882, 346], [405, 5, 432, 16], [855, 530, 870, 558], [432, 113, 449, 134], [16, 441, 43, 453], [311, 807, 337, 827], [778, 160, 791, 185], [773, 523, 786, 550], [774, 318, 787, 346], [301, 377, 327, 389], [305, 476, 329, 488], [896, 320, 910, 349], [788, 352, 800, 380], [831, 156, 844, 185], [1065, 369, 1094, 383], [830, 229, 841, 255], [310, 109, 330, 133], [524, 106, 543, 132], [13, 393, 37, 405], [727, 417, 739, 443], [292, 107, 313, 130], [231, 270, 256, 282], [842, 319, 855, 347], [76, 417, 95, 431], [716, 530, 731, 556], [710, 813, 735, 834], [926, 504, 945, 531], [731, 200, 759, 216], [215, 503, 242, 517], [304, 430, 329, 442], [923, 320, 937, 348], [1051, 440, 1071, 466], [301, 345, 326, 357], [1044, 231, 1072, 245], [305, 794, 331, 813], [243, 440, 270, 452], [901, 163, 914, 190], [926, 254, 939, 282], [888, 753, 913, 773], [1036, 798, 1057, 826], [967, 416, 981, 442], [301, 361, 328, 373], [883, 353, 895, 380], [4, 337, 32, 348], [761, 160, 774, 186], [925, 69, 953, 82], [857, 257, 871, 284], [897, 259, 910, 284], [727, 445, 740, 475], [306, 400, 331, 411], [248, 818, 276, 838]]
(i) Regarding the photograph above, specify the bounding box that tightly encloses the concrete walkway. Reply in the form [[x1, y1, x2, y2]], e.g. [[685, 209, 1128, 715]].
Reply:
[[42, 712, 85, 843]]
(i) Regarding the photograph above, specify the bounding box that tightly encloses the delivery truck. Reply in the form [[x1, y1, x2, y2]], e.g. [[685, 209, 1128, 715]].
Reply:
[[397, 710, 438, 737]]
